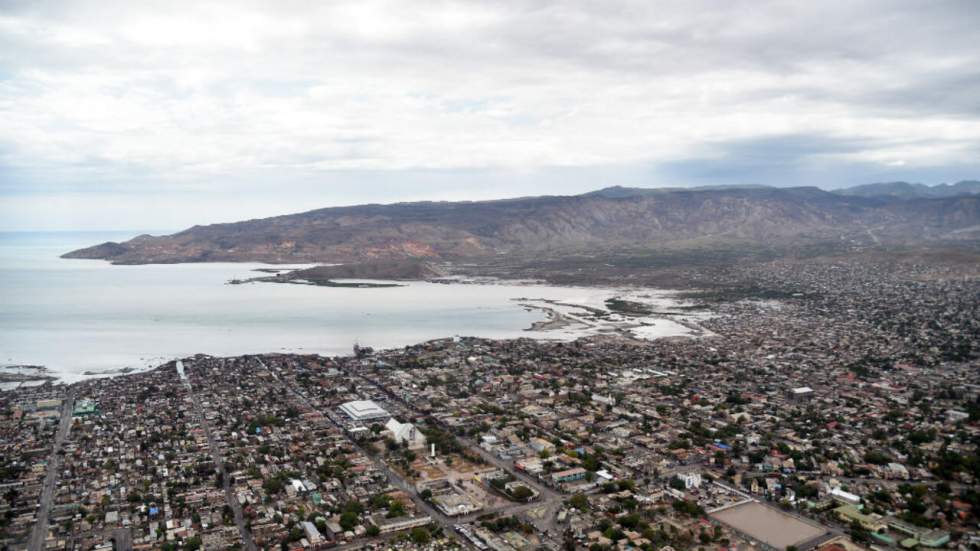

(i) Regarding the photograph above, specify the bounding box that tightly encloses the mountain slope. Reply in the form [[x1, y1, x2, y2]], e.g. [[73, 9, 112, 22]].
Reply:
[[63, 186, 980, 265], [834, 180, 980, 199]]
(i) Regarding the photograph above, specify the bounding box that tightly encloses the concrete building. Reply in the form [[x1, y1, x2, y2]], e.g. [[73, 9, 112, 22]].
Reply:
[[339, 400, 390, 422], [679, 472, 702, 489], [789, 387, 814, 401], [368, 514, 432, 534], [385, 418, 426, 449], [551, 467, 588, 484], [529, 437, 555, 454], [829, 487, 861, 506]]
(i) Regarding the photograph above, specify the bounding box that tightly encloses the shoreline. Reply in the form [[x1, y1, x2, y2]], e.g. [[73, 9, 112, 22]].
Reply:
[[3, 286, 713, 386]]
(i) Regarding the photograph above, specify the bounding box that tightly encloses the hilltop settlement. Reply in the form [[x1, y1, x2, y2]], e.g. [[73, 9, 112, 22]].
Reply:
[[2, 253, 978, 551]]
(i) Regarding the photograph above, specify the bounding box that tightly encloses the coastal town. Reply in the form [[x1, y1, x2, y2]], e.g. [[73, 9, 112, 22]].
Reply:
[[1, 255, 977, 551]]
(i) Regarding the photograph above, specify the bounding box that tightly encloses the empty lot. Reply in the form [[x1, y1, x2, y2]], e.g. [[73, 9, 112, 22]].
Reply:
[[711, 501, 827, 550]]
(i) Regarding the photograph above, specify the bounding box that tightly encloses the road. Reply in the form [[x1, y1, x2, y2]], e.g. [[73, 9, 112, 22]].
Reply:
[[348, 364, 566, 538], [28, 389, 75, 551], [251, 356, 476, 549], [112, 527, 133, 551], [180, 360, 258, 551]]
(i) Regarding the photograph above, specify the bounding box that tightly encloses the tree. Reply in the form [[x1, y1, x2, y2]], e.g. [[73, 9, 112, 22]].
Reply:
[[568, 494, 589, 511], [511, 486, 534, 501], [371, 494, 391, 509], [410, 526, 431, 545], [366, 525, 380, 537], [386, 500, 406, 518], [262, 477, 283, 494], [339, 511, 358, 532]]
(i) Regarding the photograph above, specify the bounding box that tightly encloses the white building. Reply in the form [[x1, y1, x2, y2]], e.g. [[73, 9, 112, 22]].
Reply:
[[339, 400, 390, 422], [529, 437, 555, 454], [946, 409, 969, 424], [301, 521, 325, 544], [592, 393, 616, 406], [829, 486, 861, 505], [385, 418, 426, 449], [679, 472, 702, 489], [789, 387, 814, 401]]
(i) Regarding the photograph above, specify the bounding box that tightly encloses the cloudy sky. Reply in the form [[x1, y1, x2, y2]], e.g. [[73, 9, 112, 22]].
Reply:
[[1, 0, 979, 230]]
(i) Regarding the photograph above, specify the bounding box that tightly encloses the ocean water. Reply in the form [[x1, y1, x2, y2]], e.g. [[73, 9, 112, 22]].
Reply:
[[0, 232, 697, 382]]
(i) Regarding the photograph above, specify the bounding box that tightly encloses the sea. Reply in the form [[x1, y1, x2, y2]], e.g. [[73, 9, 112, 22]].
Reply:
[[0, 231, 699, 383]]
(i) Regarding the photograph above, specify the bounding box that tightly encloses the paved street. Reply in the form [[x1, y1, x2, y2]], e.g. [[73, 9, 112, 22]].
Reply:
[[181, 360, 258, 551], [252, 356, 478, 549], [28, 389, 75, 551], [349, 365, 566, 541]]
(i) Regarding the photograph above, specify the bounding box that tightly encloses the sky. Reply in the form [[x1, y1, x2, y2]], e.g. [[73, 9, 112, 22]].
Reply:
[[1, 0, 979, 230]]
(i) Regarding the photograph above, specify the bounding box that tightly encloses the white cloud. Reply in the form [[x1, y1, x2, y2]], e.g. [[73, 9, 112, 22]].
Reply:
[[0, 0, 978, 229]]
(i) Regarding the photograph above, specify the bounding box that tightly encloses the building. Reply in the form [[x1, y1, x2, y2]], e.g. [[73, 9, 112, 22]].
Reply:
[[301, 521, 326, 545], [529, 437, 555, 454], [339, 400, 390, 422], [515, 458, 544, 474], [835, 505, 886, 533], [385, 418, 426, 449], [679, 472, 702, 489], [36, 398, 62, 411], [72, 399, 99, 417], [369, 514, 432, 534], [591, 393, 616, 406], [433, 492, 482, 517], [789, 387, 814, 401], [829, 487, 861, 506], [551, 467, 588, 484]]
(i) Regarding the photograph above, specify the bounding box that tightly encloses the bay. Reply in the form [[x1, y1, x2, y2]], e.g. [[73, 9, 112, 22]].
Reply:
[[0, 231, 699, 382]]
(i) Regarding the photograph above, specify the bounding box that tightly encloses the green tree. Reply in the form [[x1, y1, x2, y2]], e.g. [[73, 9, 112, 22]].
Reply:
[[386, 500, 406, 518], [339, 511, 358, 532], [568, 494, 589, 511], [410, 526, 431, 545]]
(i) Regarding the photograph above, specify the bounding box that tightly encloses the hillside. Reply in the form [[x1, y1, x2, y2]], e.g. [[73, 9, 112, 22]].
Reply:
[[63, 186, 980, 265], [283, 260, 446, 282], [834, 180, 980, 199]]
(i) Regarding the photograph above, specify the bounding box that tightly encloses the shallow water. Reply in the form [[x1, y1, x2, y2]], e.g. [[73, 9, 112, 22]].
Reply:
[[0, 231, 697, 382]]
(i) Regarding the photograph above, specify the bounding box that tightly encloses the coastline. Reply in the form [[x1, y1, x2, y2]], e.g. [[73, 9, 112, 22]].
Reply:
[[1, 277, 713, 385]]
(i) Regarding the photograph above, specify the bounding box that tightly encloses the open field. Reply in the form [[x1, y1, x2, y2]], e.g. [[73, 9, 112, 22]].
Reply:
[[711, 501, 827, 550]]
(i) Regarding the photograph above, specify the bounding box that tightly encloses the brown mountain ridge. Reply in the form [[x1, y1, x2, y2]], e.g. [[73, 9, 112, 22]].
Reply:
[[63, 185, 980, 265]]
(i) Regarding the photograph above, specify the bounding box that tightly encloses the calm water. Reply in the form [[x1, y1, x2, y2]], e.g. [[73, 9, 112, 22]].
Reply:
[[0, 231, 687, 382]]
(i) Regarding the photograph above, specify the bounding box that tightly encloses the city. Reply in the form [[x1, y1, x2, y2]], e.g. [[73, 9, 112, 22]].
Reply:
[[3, 255, 977, 551]]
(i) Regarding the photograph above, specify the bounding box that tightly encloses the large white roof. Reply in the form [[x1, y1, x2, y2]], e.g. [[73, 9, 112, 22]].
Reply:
[[339, 400, 389, 420]]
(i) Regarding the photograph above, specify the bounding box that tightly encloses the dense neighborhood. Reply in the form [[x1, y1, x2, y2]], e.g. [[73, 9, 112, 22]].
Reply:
[[2, 256, 978, 551]]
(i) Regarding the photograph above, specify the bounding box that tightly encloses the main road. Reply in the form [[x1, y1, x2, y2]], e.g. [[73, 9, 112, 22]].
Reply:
[[180, 360, 258, 551], [250, 356, 477, 549], [28, 389, 75, 551], [347, 363, 566, 539]]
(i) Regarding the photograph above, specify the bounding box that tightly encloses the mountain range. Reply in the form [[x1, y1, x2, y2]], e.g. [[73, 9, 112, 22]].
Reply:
[[833, 180, 980, 199], [63, 183, 980, 265]]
